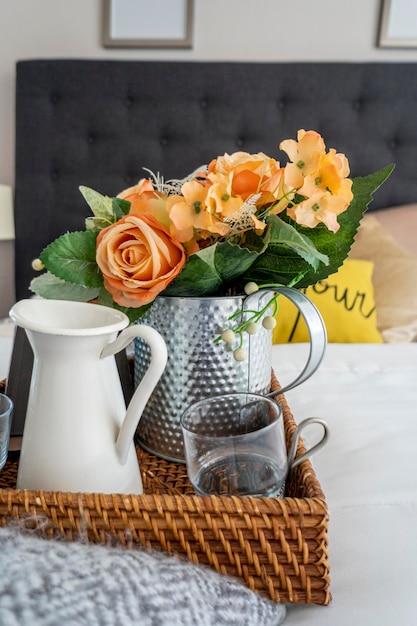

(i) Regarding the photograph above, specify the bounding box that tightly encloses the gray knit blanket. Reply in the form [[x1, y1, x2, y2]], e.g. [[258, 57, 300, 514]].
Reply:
[[0, 527, 286, 626]]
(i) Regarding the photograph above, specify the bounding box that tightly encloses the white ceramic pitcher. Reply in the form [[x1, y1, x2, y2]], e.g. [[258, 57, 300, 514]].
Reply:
[[9, 299, 168, 494]]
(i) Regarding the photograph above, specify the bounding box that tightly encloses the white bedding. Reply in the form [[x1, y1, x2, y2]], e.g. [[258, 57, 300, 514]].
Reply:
[[0, 333, 416, 624], [0, 321, 14, 381], [273, 343, 417, 625]]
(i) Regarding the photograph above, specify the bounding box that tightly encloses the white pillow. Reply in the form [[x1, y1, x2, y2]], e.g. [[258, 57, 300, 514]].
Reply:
[[349, 213, 417, 342], [371, 205, 417, 257]]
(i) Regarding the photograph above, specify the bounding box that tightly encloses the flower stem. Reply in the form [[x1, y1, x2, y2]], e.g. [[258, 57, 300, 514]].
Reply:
[[215, 270, 308, 353]]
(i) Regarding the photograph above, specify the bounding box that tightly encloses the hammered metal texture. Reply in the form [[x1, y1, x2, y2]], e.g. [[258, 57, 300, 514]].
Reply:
[[134, 294, 272, 462]]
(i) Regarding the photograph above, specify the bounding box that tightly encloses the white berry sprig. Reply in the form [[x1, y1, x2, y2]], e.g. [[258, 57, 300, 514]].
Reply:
[[215, 273, 306, 361]]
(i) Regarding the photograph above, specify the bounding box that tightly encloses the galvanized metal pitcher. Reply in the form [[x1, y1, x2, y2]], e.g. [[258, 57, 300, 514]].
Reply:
[[134, 287, 327, 462]]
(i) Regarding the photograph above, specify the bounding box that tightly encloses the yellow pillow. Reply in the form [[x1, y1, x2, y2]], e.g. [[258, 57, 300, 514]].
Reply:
[[272, 259, 383, 344]]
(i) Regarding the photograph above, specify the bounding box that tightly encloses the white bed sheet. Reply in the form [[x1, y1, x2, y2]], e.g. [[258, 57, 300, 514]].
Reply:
[[273, 343, 417, 625], [1, 332, 416, 624], [0, 320, 14, 381]]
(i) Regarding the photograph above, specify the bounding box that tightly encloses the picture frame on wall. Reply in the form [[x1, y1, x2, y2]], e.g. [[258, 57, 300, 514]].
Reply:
[[378, 0, 417, 48], [102, 0, 194, 48]]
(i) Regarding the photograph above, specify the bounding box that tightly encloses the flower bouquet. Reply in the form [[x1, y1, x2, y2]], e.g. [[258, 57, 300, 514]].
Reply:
[[31, 129, 393, 339]]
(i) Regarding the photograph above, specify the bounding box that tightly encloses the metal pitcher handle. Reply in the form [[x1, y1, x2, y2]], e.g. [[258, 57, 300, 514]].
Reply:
[[260, 286, 327, 397]]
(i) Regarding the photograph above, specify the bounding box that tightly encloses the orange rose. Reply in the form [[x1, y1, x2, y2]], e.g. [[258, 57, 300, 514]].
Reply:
[[208, 151, 282, 200], [117, 179, 172, 228], [117, 178, 156, 205], [96, 213, 186, 308]]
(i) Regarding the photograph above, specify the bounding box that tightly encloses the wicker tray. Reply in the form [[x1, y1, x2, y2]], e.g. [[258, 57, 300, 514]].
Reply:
[[0, 373, 330, 606]]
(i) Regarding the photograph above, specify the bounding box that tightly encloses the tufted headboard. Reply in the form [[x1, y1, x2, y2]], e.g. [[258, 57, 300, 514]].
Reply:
[[14, 60, 417, 299]]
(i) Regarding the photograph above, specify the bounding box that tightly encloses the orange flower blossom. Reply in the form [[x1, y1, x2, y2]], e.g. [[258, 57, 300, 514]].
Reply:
[[30, 129, 392, 322]]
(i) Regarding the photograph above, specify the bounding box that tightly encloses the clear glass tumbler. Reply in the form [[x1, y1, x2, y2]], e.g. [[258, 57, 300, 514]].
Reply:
[[181, 393, 288, 497]]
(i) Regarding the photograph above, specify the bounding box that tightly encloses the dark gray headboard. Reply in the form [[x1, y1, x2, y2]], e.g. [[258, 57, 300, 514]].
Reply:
[[14, 60, 417, 299]]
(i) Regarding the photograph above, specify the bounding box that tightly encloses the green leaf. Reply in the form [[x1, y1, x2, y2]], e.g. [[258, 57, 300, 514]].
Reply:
[[85, 216, 112, 232], [79, 186, 131, 232], [212, 241, 260, 281], [243, 164, 395, 288], [163, 241, 260, 296], [97, 287, 151, 322], [79, 186, 113, 220], [112, 197, 130, 220], [266, 214, 329, 268], [40, 231, 103, 288], [163, 250, 222, 296], [30, 272, 100, 301], [244, 230, 268, 251]]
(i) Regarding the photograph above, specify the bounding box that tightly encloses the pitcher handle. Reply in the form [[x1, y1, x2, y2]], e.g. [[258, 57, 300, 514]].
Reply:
[[101, 325, 168, 465], [262, 286, 327, 397]]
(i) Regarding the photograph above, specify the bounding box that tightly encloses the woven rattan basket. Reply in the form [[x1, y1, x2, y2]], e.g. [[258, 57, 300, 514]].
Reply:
[[0, 373, 330, 606]]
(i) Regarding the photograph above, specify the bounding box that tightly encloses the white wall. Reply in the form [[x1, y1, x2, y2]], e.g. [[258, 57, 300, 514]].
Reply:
[[1, 0, 417, 313]]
